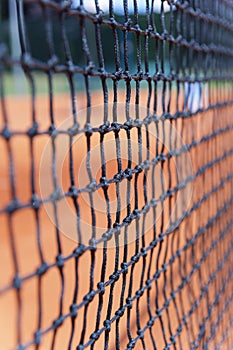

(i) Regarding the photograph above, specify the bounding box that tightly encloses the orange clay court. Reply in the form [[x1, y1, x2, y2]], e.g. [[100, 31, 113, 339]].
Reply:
[[0, 87, 233, 349]]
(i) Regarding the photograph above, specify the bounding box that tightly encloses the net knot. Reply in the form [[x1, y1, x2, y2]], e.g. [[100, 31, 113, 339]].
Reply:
[[124, 19, 132, 30], [113, 222, 121, 234], [167, 189, 173, 198], [156, 72, 163, 81], [48, 55, 58, 68], [151, 157, 159, 166], [147, 319, 154, 327], [134, 23, 140, 32], [27, 122, 38, 138], [162, 112, 170, 120], [134, 119, 143, 128], [56, 254, 64, 268], [123, 70, 131, 82], [143, 160, 150, 170], [202, 285, 208, 293], [137, 70, 144, 80], [127, 339, 136, 348], [53, 315, 65, 328], [48, 125, 58, 137], [114, 69, 123, 80], [158, 153, 166, 162], [176, 34, 183, 44], [98, 67, 106, 75], [111, 122, 121, 133], [137, 329, 144, 338], [68, 123, 79, 137], [189, 39, 196, 49], [34, 331, 41, 345], [177, 324, 183, 333], [73, 244, 85, 257], [31, 194, 41, 210], [170, 335, 176, 345], [99, 121, 110, 134], [160, 192, 167, 202], [126, 297, 132, 309], [83, 62, 94, 76], [182, 315, 188, 326], [13, 274, 22, 290], [133, 209, 140, 218], [70, 303, 77, 317], [109, 17, 117, 27], [115, 309, 124, 317], [136, 289, 144, 297], [151, 198, 158, 207], [131, 254, 139, 263], [171, 291, 176, 299], [102, 230, 112, 241], [161, 30, 169, 40], [85, 123, 93, 136], [140, 247, 147, 256], [156, 308, 162, 317], [88, 180, 97, 192], [124, 118, 134, 129], [2, 126, 11, 140], [77, 345, 84, 350], [69, 185, 79, 198], [144, 201, 152, 212], [84, 290, 95, 303], [158, 233, 164, 242], [124, 168, 133, 180], [50, 187, 62, 202], [176, 249, 181, 258], [90, 331, 100, 340], [21, 52, 33, 71], [7, 199, 19, 214], [109, 272, 119, 282], [135, 164, 143, 174], [150, 240, 157, 249], [66, 60, 75, 74], [121, 262, 128, 273], [103, 319, 111, 332], [96, 12, 104, 24], [37, 262, 48, 276], [100, 177, 109, 190], [89, 238, 97, 250], [169, 255, 175, 264], [123, 213, 133, 224], [146, 279, 152, 289], [147, 24, 153, 34], [97, 281, 105, 295]]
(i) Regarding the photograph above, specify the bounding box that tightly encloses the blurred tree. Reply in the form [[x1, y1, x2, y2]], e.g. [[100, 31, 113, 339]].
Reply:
[[0, 0, 9, 21]]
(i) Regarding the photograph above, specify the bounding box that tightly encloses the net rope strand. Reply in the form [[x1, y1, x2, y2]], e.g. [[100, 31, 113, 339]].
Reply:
[[0, 0, 233, 349]]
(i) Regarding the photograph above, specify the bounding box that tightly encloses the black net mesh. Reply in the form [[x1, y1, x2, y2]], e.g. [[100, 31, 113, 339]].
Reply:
[[0, 0, 233, 349]]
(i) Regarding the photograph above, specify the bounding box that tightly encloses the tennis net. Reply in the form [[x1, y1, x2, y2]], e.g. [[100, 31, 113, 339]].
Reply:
[[0, 0, 233, 349]]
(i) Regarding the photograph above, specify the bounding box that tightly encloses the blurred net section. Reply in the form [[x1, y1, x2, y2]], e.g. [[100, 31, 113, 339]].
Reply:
[[0, 0, 233, 349]]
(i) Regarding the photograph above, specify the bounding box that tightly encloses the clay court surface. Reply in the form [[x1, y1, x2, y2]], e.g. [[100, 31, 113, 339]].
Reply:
[[0, 89, 232, 349]]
